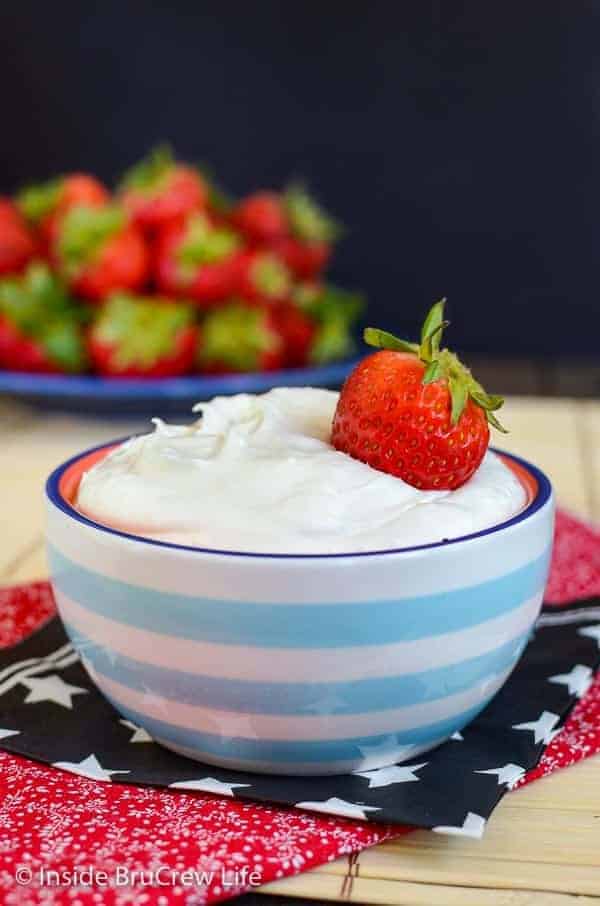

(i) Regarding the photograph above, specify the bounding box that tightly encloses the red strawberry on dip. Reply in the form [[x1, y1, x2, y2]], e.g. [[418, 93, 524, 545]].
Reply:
[[332, 299, 505, 491]]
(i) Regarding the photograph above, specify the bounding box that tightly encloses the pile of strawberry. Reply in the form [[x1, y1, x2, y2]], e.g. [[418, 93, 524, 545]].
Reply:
[[0, 148, 362, 377]]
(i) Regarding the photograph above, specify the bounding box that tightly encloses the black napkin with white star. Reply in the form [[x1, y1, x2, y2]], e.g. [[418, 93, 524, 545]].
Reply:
[[0, 600, 599, 834]]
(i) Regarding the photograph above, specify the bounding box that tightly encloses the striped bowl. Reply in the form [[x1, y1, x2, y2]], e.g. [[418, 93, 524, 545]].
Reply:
[[46, 443, 554, 775]]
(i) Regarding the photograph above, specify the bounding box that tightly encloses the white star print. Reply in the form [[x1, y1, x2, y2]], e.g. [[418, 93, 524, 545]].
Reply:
[[354, 762, 427, 788], [169, 778, 251, 797], [356, 736, 422, 769], [52, 754, 130, 782], [21, 674, 88, 709], [538, 608, 600, 628], [512, 711, 560, 744], [475, 763, 525, 787], [295, 797, 381, 821], [434, 812, 486, 838], [451, 731, 464, 741], [0, 728, 20, 740], [578, 625, 600, 647], [119, 719, 152, 743], [548, 664, 593, 698]]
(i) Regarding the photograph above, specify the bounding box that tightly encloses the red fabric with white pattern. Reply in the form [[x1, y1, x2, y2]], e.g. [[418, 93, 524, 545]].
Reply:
[[0, 508, 598, 905], [515, 510, 600, 785]]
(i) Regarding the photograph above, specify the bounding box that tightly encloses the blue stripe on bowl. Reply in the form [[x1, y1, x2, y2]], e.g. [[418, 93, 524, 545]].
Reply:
[[49, 546, 550, 647], [66, 621, 528, 715], [100, 696, 492, 763]]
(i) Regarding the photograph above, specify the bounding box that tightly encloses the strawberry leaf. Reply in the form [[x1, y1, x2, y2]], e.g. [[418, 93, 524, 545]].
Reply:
[[119, 145, 174, 193], [94, 293, 194, 369], [420, 298, 447, 350], [422, 359, 442, 384], [0, 263, 87, 371], [310, 316, 356, 364], [296, 284, 364, 324], [177, 216, 240, 269], [420, 300, 449, 363], [470, 389, 504, 411], [16, 178, 62, 223], [58, 205, 125, 273], [363, 327, 419, 355], [0, 263, 80, 332], [42, 319, 88, 373], [449, 374, 468, 425], [284, 184, 342, 243], [195, 161, 235, 213], [252, 255, 291, 298], [486, 410, 508, 433], [198, 302, 277, 371]]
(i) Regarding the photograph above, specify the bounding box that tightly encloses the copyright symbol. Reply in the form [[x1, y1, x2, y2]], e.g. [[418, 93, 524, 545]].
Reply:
[[15, 866, 32, 885]]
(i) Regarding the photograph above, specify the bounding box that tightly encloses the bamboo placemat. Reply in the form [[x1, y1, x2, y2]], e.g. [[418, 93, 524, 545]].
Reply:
[[1, 395, 599, 903]]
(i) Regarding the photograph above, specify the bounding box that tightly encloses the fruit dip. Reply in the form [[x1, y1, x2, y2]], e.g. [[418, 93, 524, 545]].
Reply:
[[76, 387, 526, 554]]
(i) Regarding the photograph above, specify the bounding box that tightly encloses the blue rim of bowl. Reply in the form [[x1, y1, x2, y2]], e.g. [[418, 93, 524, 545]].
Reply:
[[46, 440, 553, 560]]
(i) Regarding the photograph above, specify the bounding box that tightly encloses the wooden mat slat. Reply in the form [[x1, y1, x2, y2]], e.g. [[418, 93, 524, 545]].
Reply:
[[314, 847, 600, 894], [262, 870, 600, 904]]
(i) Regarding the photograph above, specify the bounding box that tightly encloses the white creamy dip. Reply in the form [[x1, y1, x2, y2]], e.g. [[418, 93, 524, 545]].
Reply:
[[76, 388, 526, 553]]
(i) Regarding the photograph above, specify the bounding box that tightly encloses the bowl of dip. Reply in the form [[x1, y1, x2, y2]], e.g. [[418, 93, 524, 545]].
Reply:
[[45, 388, 554, 775]]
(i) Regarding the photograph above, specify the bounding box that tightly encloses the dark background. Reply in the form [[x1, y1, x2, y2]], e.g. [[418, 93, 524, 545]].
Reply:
[[1, 1, 597, 358]]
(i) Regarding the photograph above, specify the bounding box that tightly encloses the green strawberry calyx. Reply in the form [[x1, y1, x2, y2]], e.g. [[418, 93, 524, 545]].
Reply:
[[294, 283, 365, 365], [296, 283, 364, 323], [194, 160, 234, 214], [119, 144, 176, 195], [94, 294, 194, 369], [311, 316, 355, 365], [0, 263, 88, 372], [251, 254, 291, 298], [58, 204, 125, 276], [177, 216, 240, 274], [17, 178, 63, 224], [364, 299, 507, 431], [42, 319, 89, 373], [198, 302, 278, 372], [283, 184, 342, 243]]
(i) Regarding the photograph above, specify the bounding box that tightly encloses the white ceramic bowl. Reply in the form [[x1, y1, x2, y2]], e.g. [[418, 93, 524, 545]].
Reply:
[[46, 444, 554, 775]]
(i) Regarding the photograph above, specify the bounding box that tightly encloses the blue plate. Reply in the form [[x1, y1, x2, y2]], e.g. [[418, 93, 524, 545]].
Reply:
[[0, 360, 357, 417]]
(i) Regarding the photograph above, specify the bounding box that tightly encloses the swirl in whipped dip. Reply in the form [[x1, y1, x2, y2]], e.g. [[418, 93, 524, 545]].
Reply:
[[76, 388, 526, 554]]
